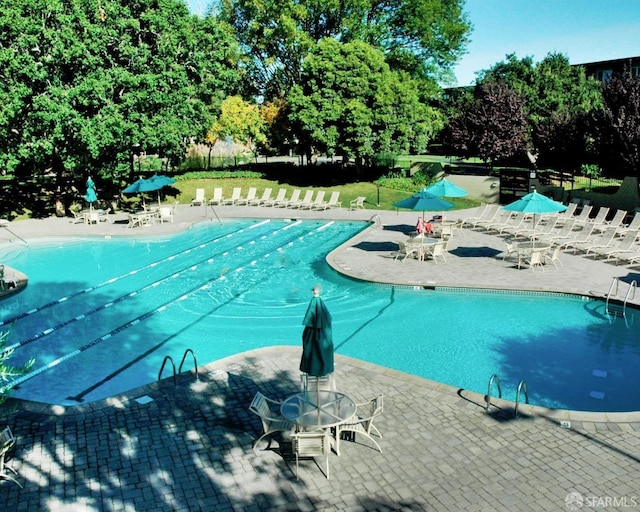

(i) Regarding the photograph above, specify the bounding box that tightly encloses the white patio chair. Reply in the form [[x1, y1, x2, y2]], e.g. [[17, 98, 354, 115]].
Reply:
[[300, 373, 335, 392], [423, 240, 446, 264], [158, 205, 174, 223], [0, 426, 22, 488], [349, 196, 366, 210], [544, 246, 563, 268], [249, 392, 294, 454], [501, 239, 518, 261], [335, 394, 383, 456], [518, 247, 546, 271], [392, 241, 420, 262], [291, 431, 331, 480]]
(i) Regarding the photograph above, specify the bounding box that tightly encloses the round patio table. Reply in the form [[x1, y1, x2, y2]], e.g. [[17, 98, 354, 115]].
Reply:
[[280, 390, 356, 430]]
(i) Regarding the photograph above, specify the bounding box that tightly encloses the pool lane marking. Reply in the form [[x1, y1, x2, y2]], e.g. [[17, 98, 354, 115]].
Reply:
[[2, 220, 303, 353], [3, 220, 320, 393], [0, 220, 275, 327]]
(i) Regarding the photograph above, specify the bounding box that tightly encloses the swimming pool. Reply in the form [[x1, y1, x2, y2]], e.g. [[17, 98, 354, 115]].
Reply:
[[1, 218, 638, 412]]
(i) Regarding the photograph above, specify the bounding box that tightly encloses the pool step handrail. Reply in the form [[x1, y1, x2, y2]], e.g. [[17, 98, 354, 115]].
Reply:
[[485, 374, 502, 411], [514, 380, 529, 417], [605, 277, 636, 320], [605, 277, 619, 315], [622, 280, 636, 320], [178, 348, 199, 381], [158, 356, 177, 386]]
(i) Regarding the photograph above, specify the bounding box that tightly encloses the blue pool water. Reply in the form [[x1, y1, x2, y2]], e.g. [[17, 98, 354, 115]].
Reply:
[[1, 218, 639, 412]]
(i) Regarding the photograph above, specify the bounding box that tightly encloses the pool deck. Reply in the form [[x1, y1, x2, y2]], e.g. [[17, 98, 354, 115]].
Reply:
[[1, 204, 639, 511]]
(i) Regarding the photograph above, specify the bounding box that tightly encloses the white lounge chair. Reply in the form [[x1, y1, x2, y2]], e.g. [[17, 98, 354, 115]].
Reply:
[[191, 188, 206, 206], [236, 187, 257, 205], [249, 188, 272, 206], [278, 189, 300, 208], [249, 392, 294, 454], [209, 187, 224, 205], [616, 212, 640, 237], [289, 190, 313, 209], [300, 191, 325, 209], [222, 187, 242, 205], [263, 188, 287, 207], [315, 191, 341, 210]]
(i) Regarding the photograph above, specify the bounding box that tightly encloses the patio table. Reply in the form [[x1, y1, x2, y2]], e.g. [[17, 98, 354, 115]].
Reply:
[[281, 390, 356, 431]]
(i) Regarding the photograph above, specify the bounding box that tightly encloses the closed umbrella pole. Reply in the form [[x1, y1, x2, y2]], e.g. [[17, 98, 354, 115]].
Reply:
[[300, 285, 334, 405]]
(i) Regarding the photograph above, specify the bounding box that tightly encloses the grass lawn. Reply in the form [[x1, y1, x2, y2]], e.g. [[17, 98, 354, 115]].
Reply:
[[167, 178, 481, 212]]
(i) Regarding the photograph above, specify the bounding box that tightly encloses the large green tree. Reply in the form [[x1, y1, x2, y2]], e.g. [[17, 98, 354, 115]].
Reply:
[[218, 0, 471, 98], [288, 39, 442, 165], [0, 0, 241, 210]]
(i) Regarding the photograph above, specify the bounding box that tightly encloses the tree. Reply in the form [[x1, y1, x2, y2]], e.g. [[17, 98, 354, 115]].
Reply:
[[448, 52, 602, 170], [287, 39, 442, 165], [206, 96, 267, 159], [218, 0, 470, 98], [0, 0, 241, 212], [0, 330, 34, 408], [599, 68, 640, 178], [446, 80, 529, 166]]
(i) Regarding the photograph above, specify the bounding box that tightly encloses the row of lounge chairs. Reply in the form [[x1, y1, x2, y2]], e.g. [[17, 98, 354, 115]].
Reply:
[[462, 203, 640, 265], [192, 187, 357, 210]]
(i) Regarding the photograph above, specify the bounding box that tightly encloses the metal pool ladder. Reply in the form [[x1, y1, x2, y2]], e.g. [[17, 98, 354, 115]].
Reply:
[[485, 374, 529, 417], [158, 349, 199, 386], [605, 277, 636, 320]]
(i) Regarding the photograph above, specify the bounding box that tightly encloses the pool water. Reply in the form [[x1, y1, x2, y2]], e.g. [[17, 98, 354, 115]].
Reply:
[[1, 218, 639, 412]]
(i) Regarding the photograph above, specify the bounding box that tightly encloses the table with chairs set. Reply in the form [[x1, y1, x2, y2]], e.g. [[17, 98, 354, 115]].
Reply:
[[249, 374, 383, 480], [127, 202, 178, 228]]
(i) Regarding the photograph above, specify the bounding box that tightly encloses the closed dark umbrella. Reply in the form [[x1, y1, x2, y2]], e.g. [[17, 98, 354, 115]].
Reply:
[[300, 287, 334, 378]]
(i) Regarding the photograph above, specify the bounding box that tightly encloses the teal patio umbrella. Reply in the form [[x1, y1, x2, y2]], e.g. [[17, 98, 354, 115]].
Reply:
[[393, 188, 453, 219], [122, 177, 169, 208], [503, 190, 567, 246], [147, 174, 176, 205], [300, 287, 334, 378], [84, 177, 98, 210], [426, 178, 468, 198], [425, 178, 467, 220]]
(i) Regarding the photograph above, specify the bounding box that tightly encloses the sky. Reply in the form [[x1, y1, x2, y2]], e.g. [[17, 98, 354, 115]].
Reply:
[[186, 0, 640, 86], [453, 0, 640, 85]]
